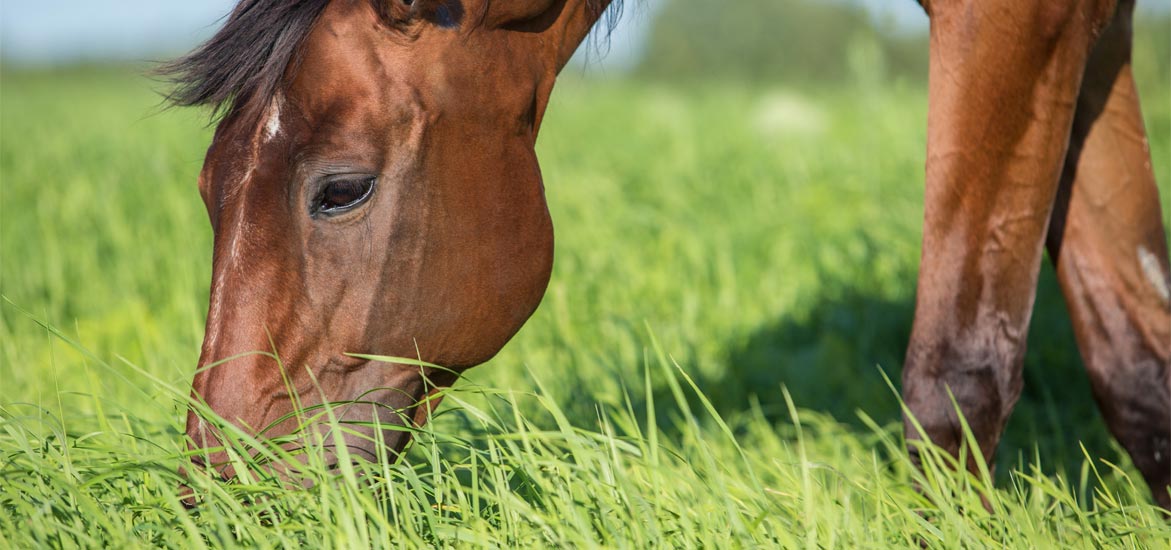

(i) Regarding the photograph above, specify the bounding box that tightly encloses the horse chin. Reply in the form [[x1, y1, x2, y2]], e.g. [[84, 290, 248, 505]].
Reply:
[[312, 362, 451, 461]]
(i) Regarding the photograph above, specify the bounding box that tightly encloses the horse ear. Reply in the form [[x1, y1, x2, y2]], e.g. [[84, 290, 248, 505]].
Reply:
[[378, 1, 562, 32], [374, 0, 411, 24], [483, 0, 557, 28], [376, 0, 465, 27]]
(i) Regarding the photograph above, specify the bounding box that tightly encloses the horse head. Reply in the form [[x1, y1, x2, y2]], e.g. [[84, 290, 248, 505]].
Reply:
[[166, 0, 614, 477]]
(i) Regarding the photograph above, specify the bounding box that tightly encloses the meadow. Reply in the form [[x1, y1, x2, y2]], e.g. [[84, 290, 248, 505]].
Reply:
[[1, 65, 1169, 547]]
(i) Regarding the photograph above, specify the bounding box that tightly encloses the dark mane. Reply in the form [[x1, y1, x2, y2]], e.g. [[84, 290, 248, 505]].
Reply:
[[156, 0, 332, 121], [159, 0, 623, 121]]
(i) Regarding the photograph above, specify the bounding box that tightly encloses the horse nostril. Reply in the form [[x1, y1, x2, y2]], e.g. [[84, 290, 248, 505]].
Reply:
[[178, 454, 207, 508], [178, 481, 199, 509]]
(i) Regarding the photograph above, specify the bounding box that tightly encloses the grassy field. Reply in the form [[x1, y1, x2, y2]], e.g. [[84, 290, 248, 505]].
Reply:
[[2, 66, 1170, 547]]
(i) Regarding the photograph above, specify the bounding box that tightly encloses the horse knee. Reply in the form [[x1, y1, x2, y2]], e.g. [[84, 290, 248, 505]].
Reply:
[[928, 0, 1117, 48], [1034, 0, 1117, 44]]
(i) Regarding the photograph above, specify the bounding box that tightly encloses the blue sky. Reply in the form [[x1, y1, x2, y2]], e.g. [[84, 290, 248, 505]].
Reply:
[[1, 1, 933, 70], [2, 1, 239, 63]]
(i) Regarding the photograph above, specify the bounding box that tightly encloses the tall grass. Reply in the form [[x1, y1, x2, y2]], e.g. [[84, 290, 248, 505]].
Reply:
[[2, 68, 1169, 547]]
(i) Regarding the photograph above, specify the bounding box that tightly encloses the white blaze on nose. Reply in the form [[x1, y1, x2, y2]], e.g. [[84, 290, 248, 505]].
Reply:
[[1138, 245, 1171, 304], [205, 164, 258, 355], [204, 216, 251, 355], [203, 97, 276, 357]]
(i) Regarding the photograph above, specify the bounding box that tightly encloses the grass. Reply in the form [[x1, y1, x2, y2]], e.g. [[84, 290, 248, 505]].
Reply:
[[1, 66, 1170, 547]]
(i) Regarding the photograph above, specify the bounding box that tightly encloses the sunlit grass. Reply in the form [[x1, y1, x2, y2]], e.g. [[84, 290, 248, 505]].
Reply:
[[2, 325, 1167, 548], [2, 68, 1169, 547]]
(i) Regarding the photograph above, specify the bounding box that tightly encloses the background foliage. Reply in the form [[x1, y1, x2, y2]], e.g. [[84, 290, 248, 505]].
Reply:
[[638, 0, 1170, 90], [639, 0, 927, 84]]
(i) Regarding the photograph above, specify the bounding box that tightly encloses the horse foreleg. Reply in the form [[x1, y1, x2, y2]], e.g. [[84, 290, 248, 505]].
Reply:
[[902, 0, 1118, 479], [1046, 0, 1171, 508]]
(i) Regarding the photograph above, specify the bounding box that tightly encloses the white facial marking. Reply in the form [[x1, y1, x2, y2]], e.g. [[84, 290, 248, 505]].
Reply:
[[1138, 245, 1170, 304], [263, 95, 282, 141], [205, 275, 225, 351], [203, 96, 274, 357], [228, 221, 245, 265]]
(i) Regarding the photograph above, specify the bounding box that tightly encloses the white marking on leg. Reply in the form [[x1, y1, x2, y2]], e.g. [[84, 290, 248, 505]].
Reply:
[[1138, 245, 1170, 303]]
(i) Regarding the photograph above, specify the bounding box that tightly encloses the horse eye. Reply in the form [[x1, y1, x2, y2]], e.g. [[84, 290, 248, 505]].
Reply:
[[314, 177, 376, 216]]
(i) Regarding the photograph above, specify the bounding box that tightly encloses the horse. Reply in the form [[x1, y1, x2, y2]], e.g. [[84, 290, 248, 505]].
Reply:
[[161, 0, 1171, 507]]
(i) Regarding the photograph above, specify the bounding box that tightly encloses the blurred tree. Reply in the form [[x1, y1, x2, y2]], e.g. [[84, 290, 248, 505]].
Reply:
[[1133, 14, 1171, 98], [637, 0, 1168, 88], [636, 0, 928, 85]]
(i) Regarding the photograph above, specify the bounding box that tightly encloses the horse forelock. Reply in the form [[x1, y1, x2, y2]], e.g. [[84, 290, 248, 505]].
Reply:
[[157, 0, 332, 124], [159, 0, 627, 126]]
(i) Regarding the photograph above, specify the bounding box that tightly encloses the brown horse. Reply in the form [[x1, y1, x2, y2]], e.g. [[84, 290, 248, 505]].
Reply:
[[163, 0, 1171, 506]]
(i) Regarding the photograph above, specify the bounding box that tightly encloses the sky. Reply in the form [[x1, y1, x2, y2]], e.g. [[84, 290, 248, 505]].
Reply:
[[0, 1, 932, 70]]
